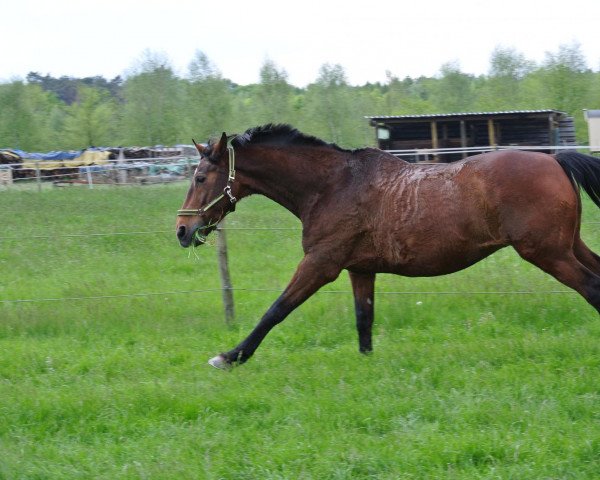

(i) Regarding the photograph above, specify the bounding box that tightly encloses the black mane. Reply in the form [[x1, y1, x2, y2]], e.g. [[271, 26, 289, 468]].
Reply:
[[231, 124, 347, 152]]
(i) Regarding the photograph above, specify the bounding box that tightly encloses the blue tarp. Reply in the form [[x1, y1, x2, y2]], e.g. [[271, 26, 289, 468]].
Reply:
[[9, 149, 81, 160]]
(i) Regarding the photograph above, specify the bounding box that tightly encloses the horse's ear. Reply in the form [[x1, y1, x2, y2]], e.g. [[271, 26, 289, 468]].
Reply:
[[211, 132, 229, 161], [192, 139, 206, 156]]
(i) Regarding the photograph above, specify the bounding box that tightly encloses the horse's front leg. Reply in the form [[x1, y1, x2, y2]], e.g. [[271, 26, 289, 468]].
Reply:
[[208, 255, 341, 369], [348, 271, 376, 354]]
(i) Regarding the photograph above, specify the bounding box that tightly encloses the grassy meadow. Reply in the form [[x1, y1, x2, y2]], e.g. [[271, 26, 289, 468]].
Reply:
[[1, 182, 600, 479]]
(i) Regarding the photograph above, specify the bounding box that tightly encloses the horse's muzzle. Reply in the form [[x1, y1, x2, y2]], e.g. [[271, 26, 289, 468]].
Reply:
[[176, 225, 197, 248], [177, 224, 210, 247], [176, 224, 190, 247]]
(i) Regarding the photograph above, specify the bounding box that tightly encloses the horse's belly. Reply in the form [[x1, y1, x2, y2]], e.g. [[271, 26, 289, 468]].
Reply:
[[389, 244, 502, 276], [350, 236, 503, 277]]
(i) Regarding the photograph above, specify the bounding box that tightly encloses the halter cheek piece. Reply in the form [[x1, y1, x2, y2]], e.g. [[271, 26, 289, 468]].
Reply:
[[177, 145, 237, 216]]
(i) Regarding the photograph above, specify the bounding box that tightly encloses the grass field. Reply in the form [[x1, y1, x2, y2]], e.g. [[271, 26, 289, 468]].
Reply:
[[1, 183, 600, 479]]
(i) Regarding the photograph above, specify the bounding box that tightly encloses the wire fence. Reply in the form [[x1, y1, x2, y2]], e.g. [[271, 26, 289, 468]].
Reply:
[[1, 223, 600, 242], [0, 287, 577, 305], [0, 222, 592, 305], [0, 227, 302, 241], [2, 144, 600, 307], [0, 154, 198, 189]]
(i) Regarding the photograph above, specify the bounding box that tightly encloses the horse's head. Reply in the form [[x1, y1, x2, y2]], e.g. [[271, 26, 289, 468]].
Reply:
[[176, 132, 237, 248]]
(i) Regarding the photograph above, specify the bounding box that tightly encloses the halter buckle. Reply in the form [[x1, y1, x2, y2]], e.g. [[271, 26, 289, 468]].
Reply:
[[224, 185, 237, 204]]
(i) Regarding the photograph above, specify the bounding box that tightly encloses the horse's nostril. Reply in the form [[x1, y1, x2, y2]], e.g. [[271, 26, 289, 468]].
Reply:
[[176, 225, 187, 240]]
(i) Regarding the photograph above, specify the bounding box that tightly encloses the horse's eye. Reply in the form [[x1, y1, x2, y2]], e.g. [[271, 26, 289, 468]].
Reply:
[[195, 175, 206, 184]]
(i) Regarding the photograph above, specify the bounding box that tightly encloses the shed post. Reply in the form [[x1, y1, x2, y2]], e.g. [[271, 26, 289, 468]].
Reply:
[[487, 119, 496, 148], [430, 120, 439, 161], [460, 121, 468, 159]]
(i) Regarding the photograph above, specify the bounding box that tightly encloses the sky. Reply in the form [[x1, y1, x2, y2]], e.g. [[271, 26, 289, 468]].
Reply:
[[2, 0, 600, 87]]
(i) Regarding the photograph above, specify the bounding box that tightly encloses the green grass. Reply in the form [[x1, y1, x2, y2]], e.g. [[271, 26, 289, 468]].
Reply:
[[1, 183, 600, 479]]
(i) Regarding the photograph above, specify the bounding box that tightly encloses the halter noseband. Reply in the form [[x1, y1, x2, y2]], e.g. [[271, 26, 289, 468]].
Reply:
[[177, 145, 237, 217]]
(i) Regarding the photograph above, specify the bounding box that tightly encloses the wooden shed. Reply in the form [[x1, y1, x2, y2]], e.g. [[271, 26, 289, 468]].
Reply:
[[367, 110, 576, 162], [584, 109, 600, 153]]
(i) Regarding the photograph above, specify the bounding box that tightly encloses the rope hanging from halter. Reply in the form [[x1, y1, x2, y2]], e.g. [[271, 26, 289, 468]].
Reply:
[[177, 145, 237, 216]]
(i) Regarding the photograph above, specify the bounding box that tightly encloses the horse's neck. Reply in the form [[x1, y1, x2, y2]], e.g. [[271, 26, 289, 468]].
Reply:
[[238, 145, 342, 218]]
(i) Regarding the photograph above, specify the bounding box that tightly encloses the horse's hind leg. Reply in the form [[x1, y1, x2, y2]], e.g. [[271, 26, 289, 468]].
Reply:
[[574, 237, 600, 276], [349, 271, 376, 353], [516, 247, 600, 313], [570, 196, 600, 275]]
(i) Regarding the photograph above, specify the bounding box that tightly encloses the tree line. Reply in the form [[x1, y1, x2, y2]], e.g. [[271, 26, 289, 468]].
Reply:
[[1, 43, 599, 152]]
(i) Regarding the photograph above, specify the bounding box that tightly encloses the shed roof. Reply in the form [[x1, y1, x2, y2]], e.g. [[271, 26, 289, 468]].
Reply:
[[367, 110, 568, 123], [584, 109, 600, 119]]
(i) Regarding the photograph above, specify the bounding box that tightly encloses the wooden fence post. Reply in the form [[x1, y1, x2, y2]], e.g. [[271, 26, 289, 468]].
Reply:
[[117, 148, 128, 185], [216, 219, 235, 325], [85, 167, 94, 189], [35, 160, 42, 192]]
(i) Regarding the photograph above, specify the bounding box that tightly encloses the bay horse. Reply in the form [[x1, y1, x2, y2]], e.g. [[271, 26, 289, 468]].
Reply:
[[176, 124, 600, 369]]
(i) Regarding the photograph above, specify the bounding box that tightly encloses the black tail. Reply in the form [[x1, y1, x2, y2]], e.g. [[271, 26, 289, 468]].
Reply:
[[555, 151, 600, 208]]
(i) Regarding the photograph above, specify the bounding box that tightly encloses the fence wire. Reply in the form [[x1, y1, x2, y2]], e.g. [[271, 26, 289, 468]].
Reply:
[[2, 145, 600, 306], [0, 222, 598, 304], [0, 227, 302, 241], [0, 287, 576, 305], [2, 223, 600, 242]]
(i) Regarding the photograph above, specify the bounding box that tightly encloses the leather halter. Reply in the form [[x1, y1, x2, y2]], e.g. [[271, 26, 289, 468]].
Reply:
[[177, 145, 237, 216]]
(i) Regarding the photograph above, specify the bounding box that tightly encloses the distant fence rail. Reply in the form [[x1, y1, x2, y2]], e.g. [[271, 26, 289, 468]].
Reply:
[[387, 144, 600, 162], [0, 154, 199, 190], [2, 145, 600, 190]]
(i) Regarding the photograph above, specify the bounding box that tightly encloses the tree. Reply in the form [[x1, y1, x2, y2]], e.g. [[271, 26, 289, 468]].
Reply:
[[63, 85, 117, 148], [383, 72, 433, 115], [489, 46, 534, 80], [26, 72, 122, 105], [0, 81, 57, 150], [540, 43, 591, 112], [299, 64, 370, 147], [254, 59, 295, 125], [475, 47, 534, 110], [430, 61, 475, 113], [300, 64, 349, 144], [184, 50, 234, 141], [521, 43, 593, 142], [4, 44, 600, 151], [121, 50, 186, 145]]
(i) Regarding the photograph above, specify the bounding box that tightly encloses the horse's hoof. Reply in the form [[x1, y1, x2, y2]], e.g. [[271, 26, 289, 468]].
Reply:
[[208, 355, 231, 370]]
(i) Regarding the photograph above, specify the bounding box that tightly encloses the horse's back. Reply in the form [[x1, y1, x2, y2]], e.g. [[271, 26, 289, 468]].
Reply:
[[467, 149, 572, 188], [348, 149, 579, 276], [465, 150, 579, 218]]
